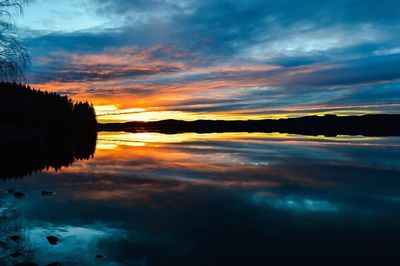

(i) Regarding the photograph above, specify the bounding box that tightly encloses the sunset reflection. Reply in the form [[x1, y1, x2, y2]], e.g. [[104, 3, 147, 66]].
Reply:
[[41, 132, 400, 207], [2, 132, 400, 265], [4, 0, 399, 264], [96, 131, 392, 148]]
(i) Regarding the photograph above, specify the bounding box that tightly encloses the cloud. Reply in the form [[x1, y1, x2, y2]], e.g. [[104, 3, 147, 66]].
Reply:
[[20, 0, 400, 118], [29, 46, 194, 83], [88, 0, 400, 59]]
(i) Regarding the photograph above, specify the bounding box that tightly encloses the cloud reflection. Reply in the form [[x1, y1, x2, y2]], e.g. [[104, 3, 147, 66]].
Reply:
[[251, 193, 339, 213], [3, 132, 400, 265]]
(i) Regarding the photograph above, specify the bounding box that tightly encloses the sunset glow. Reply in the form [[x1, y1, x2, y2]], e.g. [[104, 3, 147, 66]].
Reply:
[[18, 1, 400, 122], [3, 1, 400, 265]]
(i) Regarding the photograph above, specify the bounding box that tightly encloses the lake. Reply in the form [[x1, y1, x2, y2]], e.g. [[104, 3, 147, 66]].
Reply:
[[1, 132, 400, 265]]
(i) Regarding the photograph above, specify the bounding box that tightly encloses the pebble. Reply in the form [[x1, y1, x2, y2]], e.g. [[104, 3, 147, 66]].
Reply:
[[13, 262, 38, 266], [46, 236, 59, 245], [13, 191, 26, 198], [10, 251, 22, 258], [41, 191, 56, 196], [9, 235, 22, 242]]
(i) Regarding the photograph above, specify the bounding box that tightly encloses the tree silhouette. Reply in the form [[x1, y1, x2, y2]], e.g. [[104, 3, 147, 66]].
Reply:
[[0, 0, 29, 81], [0, 82, 98, 131], [0, 82, 98, 179]]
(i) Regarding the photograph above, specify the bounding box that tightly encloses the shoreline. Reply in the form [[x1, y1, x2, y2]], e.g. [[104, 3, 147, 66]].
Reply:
[[97, 114, 400, 137]]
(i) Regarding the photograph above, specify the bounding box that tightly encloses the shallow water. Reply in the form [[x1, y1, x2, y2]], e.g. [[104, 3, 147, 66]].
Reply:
[[1, 132, 400, 265]]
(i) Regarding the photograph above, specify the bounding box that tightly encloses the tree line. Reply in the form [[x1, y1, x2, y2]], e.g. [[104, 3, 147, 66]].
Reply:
[[0, 82, 97, 132], [0, 82, 98, 179]]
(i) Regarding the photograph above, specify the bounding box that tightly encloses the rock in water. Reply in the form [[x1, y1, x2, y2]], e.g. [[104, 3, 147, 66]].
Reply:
[[41, 191, 56, 196], [46, 236, 59, 245], [10, 251, 22, 258], [95, 254, 106, 260], [44, 263, 62, 266], [13, 262, 38, 266], [13, 191, 26, 198], [9, 235, 22, 242], [0, 241, 8, 248]]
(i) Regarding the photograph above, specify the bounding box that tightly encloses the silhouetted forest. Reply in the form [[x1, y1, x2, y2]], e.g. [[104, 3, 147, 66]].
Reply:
[[0, 82, 97, 132], [0, 82, 98, 179], [99, 114, 400, 136]]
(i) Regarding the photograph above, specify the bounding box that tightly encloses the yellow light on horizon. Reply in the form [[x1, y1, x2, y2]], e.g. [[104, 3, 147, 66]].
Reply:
[[94, 105, 119, 112], [96, 131, 384, 150], [95, 109, 281, 123], [94, 104, 384, 123]]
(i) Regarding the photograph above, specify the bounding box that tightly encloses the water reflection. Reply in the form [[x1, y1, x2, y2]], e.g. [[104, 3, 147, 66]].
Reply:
[[0, 131, 97, 179], [1, 132, 400, 265]]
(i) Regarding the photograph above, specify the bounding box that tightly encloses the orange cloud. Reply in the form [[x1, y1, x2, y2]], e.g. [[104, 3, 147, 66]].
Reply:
[[30, 46, 398, 122]]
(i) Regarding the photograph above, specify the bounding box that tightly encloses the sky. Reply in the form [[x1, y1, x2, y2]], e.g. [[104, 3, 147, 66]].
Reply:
[[15, 0, 400, 122]]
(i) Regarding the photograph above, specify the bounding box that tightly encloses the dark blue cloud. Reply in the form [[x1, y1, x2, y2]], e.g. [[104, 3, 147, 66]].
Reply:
[[20, 0, 400, 115], [24, 30, 130, 57], [89, 0, 400, 58], [26, 0, 400, 63]]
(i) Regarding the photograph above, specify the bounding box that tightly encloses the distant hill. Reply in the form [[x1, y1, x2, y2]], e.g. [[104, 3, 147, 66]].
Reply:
[[98, 114, 400, 136]]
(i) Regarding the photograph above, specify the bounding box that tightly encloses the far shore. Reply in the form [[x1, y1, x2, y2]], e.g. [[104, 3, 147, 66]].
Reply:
[[3, 114, 400, 138], [97, 114, 400, 137]]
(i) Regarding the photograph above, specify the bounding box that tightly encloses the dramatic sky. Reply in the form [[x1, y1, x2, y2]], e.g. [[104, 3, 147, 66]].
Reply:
[[17, 0, 400, 122]]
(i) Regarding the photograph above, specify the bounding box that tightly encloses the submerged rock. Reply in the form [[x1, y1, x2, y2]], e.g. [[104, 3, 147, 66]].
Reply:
[[13, 191, 26, 198], [95, 254, 106, 260], [10, 251, 22, 258], [13, 262, 38, 266], [9, 235, 22, 242], [44, 262, 62, 266], [41, 191, 56, 196], [46, 236, 59, 245]]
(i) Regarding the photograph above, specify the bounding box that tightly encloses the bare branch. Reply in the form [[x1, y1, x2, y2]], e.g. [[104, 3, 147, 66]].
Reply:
[[0, 0, 30, 82]]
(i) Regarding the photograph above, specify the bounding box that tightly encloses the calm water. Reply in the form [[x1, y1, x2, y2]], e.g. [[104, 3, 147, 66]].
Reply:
[[1, 132, 400, 265]]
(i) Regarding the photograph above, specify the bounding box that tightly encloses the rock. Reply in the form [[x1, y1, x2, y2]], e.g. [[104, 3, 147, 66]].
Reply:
[[10, 251, 22, 258], [9, 235, 22, 242], [0, 240, 8, 248], [95, 254, 106, 260], [46, 236, 59, 245], [41, 191, 56, 196], [44, 263, 61, 266], [13, 191, 25, 198], [13, 262, 38, 266]]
